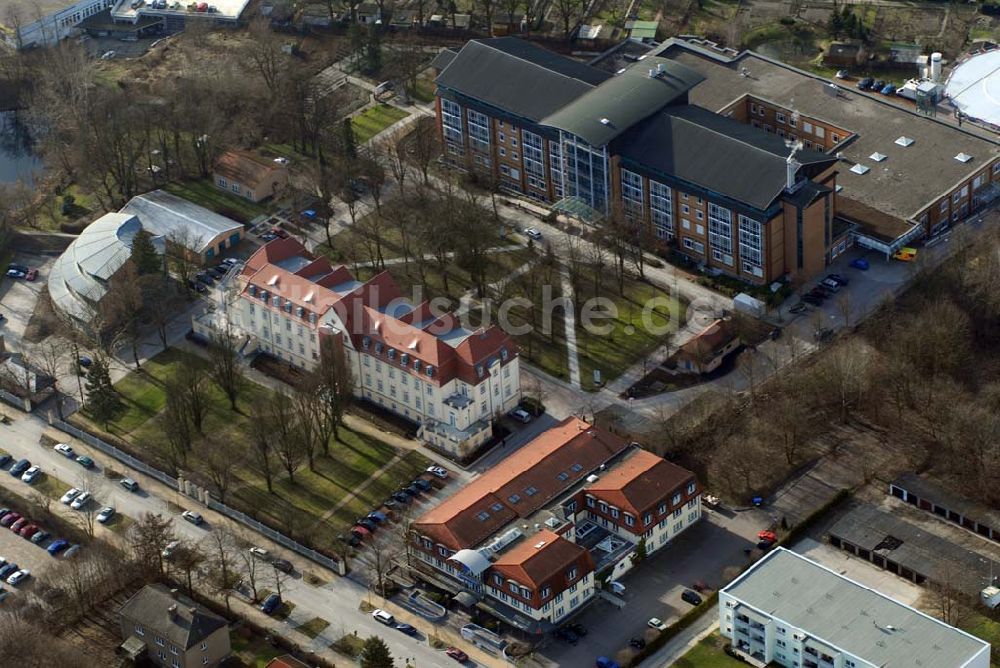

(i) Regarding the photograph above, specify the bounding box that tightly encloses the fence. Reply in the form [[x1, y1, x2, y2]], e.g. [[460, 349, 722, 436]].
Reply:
[[50, 418, 345, 575]]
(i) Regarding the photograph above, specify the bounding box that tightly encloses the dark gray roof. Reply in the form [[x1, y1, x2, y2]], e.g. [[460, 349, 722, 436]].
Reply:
[[723, 548, 990, 668], [828, 501, 1000, 597], [118, 584, 227, 650], [430, 48, 458, 71], [540, 58, 705, 147], [435, 38, 609, 122], [892, 472, 1000, 534], [614, 104, 835, 210]]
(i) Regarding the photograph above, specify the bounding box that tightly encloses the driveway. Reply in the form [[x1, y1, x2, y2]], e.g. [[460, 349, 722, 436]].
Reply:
[[538, 505, 769, 667]]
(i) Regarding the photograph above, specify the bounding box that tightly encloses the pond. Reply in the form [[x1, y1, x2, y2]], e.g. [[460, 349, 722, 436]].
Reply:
[[0, 111, 42, 186]]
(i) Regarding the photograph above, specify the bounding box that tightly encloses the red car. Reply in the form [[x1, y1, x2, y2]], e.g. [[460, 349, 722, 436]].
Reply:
[[445, 647, 468, 662], [10, 517, 28, 532], [19, 524, 39, 539], [757, 530, 777, 543], [24, 269, 37, 281]]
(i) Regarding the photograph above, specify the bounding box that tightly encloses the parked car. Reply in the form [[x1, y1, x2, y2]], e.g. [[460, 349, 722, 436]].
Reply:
[[835, 69, 849, 79], [372, 609, 395, 625], [397, 487, 416, 499], [70, 492, 92, 510], [872, 79, 885, 91], [0, 564, 17, 580], [9, 518, 27, 532], [249, 546, 270, 561], [195, 272, 214, 286], [63, 544, 81, 558], [856, 77, 874, 90], [629, 637, 646, 650], [260, 593, 282, 614], [273, 157, 290, 165], [570, 622, 588, 636], [60, 488, 82, 505], [802, 294, 823, 306], [524, 228, 543, 241], [210, 265, 228, 277], [9, 459, 29, 477], [412, 478, 432, 492], [96, 507, 116, 524], [757, 538, 775, 550], [826, 273, 850, 287], [0, 513, 20, 528], [0, 455, 10, 469], [405, 484, 423, 496], [342, 533, 361, 547], [188, 279, 207, 293], [47, 540, 69, 556], [272, 559, 293, 574], [119, 478, 139, 492], [355, 518, 378, 532], [555, 627, 578, 644], [820, 278, 840, 292], [893, 247, 918, 262], [21, 466, 42, 484], [76, 456, 95, 469], [445, 647, 468, 662], [24, 269, 36, 281], [881, 83, 897, 95], [30, 530, 50, 544], [648, 617, 668, 631], [19, 525, 39, 540], [181, 510, 203, 526], [162, 540, 181, 559], [7, 264, 27, 274], [222, 258, 240, 267], [54, 443, 75, 458], [391, 492, 410, 504], [681, 589, 703, 606], [758, 530, 777, 542], [366, 511, 387, 524], [426, 465, 448, 479], [6, 570, 29, 586], [849, 258, 870, 270], [395, 623, 417, 636], [508, 408, 532, 423], [77, 355, 93, 368], [5, 270, 25, 279]]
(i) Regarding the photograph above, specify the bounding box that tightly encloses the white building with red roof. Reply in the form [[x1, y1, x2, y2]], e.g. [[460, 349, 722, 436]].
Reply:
[[193, 238, 520, 456]]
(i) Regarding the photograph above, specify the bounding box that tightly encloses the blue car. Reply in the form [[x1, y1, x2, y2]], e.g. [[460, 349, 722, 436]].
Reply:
[[395, 623, 417, 636], [596, 658, 621, 668], [849, 258, 870, 270], [9, 459, 29, 477], [0, 564, 17, 579], [260, 593, 281, 614], [47, 539, 69, 556], [881, 83, 896, 95]]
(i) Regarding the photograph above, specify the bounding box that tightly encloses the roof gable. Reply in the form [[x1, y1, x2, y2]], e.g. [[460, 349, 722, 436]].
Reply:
[[118, 584, 227, 650]]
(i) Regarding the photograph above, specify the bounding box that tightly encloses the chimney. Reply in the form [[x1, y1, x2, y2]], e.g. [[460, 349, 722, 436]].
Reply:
[[656, 63, 664, 74], [786, 154, 801, 191], [648, 68, 656, 78]]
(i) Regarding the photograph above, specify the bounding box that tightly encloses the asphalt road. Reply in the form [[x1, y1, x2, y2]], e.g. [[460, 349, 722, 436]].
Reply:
[[0, 411, 495, 667]]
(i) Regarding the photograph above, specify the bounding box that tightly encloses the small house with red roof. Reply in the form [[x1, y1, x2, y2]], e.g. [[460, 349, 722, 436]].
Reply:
[[193, 237, 520, 457]]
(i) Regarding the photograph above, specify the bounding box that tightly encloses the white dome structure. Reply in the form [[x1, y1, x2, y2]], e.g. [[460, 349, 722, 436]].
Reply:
[[945, 50, 1000, 127], [48, 213, 156, 323]]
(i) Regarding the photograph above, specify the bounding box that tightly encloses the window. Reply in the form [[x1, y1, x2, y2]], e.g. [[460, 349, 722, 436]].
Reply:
[[586, 496, 595, 508], [509, 582, 519, 593], [624, 514, 635, 526], [682, 219, 690, 230], [217, 177, 227, 187], [814, 126, 825, 139], [231, 183, 240, 193], [610, 508, 619, 518], [649, 180, 673, 239], [708, 203, 733, 261], [441, 98, 463, 143], [776, 112, 786, 124], [467, 109, 491, 150], [522, 130, 545, 178], [758, 105, 765, 117], [803, 121, 813, 133], [687, 481, 697, 494], [750, 102, 757, 115], [541, 586, 551, 599], [738, 215, 763, 277], [940, 199, 949, 213], [620, 168, 644, 215], [658, 502, 667, 515], [156, 637, 166, 647], [672, 492, 682, 505], [831, 133, 840, 144], [566, 567, 578, 581], [788, 115, 797, 128], [135, 624, 145, 636], [499, 147, 506, 157]]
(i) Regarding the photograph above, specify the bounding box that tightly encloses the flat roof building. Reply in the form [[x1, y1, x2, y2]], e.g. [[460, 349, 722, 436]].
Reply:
[[720, 547, 991, 668]]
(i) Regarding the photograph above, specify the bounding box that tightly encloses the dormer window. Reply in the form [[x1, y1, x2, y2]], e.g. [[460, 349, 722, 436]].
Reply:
[[284, 301, 292, 313], [426, 366, 435, 377], [375, 342, 384, 354], [362, 336, 371, 349], [413, 359, 422, 371], [500, 347, 509, 361], [388, 348, 397, 360], [309, 313, 317, 324], [249, 285, 258, 297], [476, 365, 484, 378], [401, 353, 409, 365], [296, 306, 304, 317], [272, 296, 280, 307]]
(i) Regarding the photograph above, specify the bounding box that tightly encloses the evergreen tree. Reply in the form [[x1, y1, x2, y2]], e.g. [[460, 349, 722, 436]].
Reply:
[[359, 636, 394, 668], [364, 23, 382, 75], [342, 118, 357, 159], [85, 357, 122, 428], [130, 230, 163, 276], [828, 6, 844, 39]]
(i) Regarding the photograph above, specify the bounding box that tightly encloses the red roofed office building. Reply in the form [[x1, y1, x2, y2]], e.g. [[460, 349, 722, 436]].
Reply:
[[410, 417, 701, 631], [193, 238, 520, 456]]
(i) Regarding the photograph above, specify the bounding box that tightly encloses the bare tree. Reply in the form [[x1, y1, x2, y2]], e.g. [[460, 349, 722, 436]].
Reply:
[[207, 526, 239, 614], [175, 354, 211, 434], [237, 546, 265, 602], [271, 387, 304, 483], [128, 511, 176, 577], [171, 541, 207, 595], [408, 117, 439, 185], [270, 561, 292, 600], [202, 436, 238, 502], [208, 324, 244, 410], [248, 410, 276, 492], [367, 536, 398, 599], [551, 0, 581, 37]]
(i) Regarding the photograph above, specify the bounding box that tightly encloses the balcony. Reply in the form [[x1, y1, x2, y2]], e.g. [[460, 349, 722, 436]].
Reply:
[[732, 642, 769, 668]]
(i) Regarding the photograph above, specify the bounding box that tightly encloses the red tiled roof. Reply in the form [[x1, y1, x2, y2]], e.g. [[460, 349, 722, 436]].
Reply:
[[240, 239, 516, 386], [491, 530, 594, 590], [265, 656, 310, 668], [676, 319, 737, 364], [215, 150, 284, 190], [413, 418, 629, 550], [586, 449, 697, 517]]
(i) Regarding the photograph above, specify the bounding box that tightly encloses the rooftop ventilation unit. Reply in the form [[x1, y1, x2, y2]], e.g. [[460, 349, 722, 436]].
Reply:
[[850, 164, 870, 175], [869, 152, 887, 162], [955, 152, 973, 163], [533, 540, 547, 549], [586, 474, 600, 483], [895, 136, 914, 147], [599, 117, 611, 126]]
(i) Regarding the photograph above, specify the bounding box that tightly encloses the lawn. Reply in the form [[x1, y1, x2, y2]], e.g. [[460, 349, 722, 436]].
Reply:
[[351, 104, 409, 144], [297, 616, 330, 639], [961, 612, 1000, 666], [31, 473, 71, 501], [412, 77, 436, 104], [673, 633, 746, 668], [88, 347, 423, 556], [231, 630, 285, 668], [164, 179, 268, 223]]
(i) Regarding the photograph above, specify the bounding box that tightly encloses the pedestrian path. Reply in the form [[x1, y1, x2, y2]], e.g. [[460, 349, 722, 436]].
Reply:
[[308, 451, 405, 529], [559, 265, 582, 389]]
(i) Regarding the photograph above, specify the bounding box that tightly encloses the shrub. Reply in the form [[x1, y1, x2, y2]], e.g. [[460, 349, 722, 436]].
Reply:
[[779, 16, 795, 25]]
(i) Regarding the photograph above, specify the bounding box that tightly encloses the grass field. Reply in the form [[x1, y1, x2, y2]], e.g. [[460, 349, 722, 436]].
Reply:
[[231, 630, 285, 668], [350, 104, 409, 144], [32, 473, 71, 501], [673, 633, 745, 668], [961, 612, 1000, 667], [94, 347, 428, 554], [164, 179, 268, 223], [297, 617, 331, 639]]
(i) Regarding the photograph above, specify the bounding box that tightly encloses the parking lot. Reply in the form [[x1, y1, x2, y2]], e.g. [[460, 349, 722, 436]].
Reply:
[[539, 504, 769, 667], [0, 252, 51, 348]]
